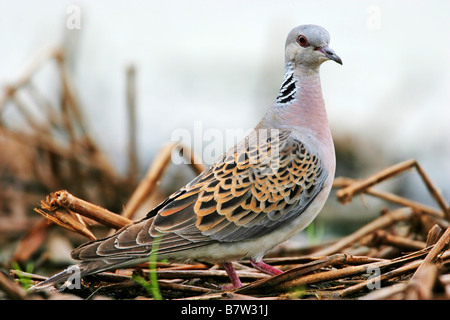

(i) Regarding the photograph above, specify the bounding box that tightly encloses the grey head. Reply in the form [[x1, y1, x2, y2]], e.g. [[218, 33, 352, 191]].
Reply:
[[285, 24, 342, 68]]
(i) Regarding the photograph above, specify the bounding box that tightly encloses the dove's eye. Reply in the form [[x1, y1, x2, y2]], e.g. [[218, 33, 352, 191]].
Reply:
[[297, 35, 309, 48]]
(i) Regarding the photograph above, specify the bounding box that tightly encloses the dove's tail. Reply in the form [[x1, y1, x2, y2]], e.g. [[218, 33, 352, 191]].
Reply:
[[29, 258, 133, 291]]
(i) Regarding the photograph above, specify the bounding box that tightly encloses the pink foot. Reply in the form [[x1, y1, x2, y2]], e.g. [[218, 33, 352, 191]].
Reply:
[[250, 258, 283, 276], [222, 262, 243, 289]]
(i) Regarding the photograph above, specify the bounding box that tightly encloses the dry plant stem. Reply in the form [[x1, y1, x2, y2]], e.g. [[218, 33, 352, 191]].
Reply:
[[410, 225, 450, 280], [420, 225, 450, 264], [426, 224, 443, 246], [122, 142, 178, 220], [92, 278, 211, 296], [10, 95, 47, 134], [160, 264, 209, 271], [336, 159, 450, 219], [145, 269, 269, 281], [56, 50, 118, 180], [405, 262, 438, 299], [274, 263, 385, 294], [350, 250, 450, 299], [0, 47, 59, 112], [158, 280, 211, 294], [335, 159, 417, 203], [335, 248, 447, 298], [54, 190, 132, 229], [55, 50, 88, 138], [365, 189, 443, 217], [358, 283, 407, 300], [312, 207, 413, 257], [35, 203, 96, 240], [236, 254, 350, 294], [130, 262, 208, 270], [25, 82, 61, 128], [123, 142, 205, 220], [334, 177, 443, 217], [178, 292, 272, 301], [375, 230, 426, 251], [10, 270, 49, 283], [414, 162, 450, 220], [338, 259, 423, 297], [126, 65, 138, 185], [240, 247, 432, 295], [176, 292, 226, 301], [258, 255, 385, 266]]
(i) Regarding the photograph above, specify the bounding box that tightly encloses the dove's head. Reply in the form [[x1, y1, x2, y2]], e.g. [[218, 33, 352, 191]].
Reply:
[[285, 24, 342, 69]]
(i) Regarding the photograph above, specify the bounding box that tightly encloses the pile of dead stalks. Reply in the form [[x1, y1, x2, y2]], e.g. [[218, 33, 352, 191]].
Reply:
[[0, 49, 449, 300], [4, 159, 448, 300]]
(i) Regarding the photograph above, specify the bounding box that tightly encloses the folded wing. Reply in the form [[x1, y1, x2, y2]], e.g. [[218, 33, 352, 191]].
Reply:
[[72, 129, 327, 261]]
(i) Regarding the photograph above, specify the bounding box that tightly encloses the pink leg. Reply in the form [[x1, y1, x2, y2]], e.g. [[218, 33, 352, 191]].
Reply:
[[250, 258, 283, 276], [222, 262, 243, 289]]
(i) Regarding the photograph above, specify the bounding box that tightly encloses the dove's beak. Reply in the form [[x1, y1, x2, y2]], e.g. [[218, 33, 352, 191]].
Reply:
[[317, 46, 343, 65]]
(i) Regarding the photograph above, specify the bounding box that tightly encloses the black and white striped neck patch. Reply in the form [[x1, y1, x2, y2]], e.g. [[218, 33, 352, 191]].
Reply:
[[275, 64, 297, 105]]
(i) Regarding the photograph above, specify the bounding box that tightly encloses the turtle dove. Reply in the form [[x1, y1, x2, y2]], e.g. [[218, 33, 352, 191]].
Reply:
[[33, 24, 342, 290]]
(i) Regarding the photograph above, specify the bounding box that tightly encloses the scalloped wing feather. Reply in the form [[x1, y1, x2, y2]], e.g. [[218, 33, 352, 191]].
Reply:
[[154, 129, 327, 242]]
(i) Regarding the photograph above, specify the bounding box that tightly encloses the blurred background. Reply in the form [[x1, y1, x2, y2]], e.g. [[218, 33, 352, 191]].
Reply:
[[0, 1, 449, 265]]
